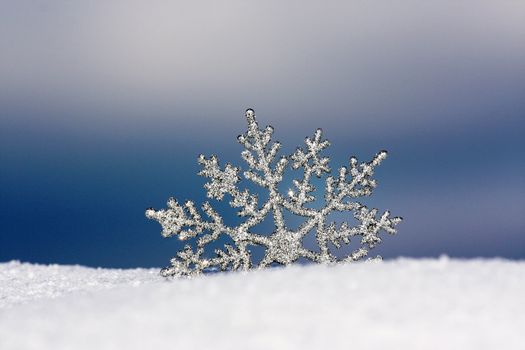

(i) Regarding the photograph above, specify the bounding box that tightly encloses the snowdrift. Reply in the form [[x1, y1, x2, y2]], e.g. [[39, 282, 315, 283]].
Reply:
[[1, 258, 524, 350]]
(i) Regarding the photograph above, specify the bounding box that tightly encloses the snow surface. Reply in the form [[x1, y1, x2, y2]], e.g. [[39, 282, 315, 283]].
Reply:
[[1, 258, 524, 350]]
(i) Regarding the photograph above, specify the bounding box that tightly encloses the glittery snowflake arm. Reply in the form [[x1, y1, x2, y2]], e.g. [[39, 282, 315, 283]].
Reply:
[[237, 110, 288, 189], [197, 154, 259, 218], [236, 109, 289, 234], [145, 196, 249, 276], [145, 198, 225, 242], [318, 151, 402, 261], [282, 128, 331, 217]]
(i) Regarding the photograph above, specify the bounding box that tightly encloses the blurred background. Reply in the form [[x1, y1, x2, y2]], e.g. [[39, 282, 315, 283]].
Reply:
[[1, 0, 524, 267]]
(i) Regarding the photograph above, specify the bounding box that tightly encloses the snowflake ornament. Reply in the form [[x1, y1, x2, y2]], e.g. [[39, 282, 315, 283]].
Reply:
[[146, 109, 402, 277]]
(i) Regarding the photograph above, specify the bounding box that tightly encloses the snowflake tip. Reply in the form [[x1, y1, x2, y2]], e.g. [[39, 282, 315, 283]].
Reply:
[[245, 108, 254, 115], [145, 208, 155, 219], [167, 197, 178, 208], [377, 150, 388, 161]]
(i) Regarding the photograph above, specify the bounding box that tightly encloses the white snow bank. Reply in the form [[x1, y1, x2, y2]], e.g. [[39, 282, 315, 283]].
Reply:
[[0, 261, 159, 309], [1, 258, 524, 350]]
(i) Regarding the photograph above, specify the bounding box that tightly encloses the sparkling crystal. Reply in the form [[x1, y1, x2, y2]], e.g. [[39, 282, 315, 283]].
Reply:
[[146, 109, 402, 277]]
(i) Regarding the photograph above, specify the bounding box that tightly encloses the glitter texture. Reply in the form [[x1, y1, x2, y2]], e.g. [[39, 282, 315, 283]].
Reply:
[[146, 109, 402, 277]]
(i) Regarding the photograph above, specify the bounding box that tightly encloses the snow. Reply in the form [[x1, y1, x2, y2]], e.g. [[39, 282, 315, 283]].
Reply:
[[1, 258, 524, 350]]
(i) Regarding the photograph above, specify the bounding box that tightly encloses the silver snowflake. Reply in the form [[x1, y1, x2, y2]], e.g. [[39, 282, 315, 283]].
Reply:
[[146, 109, 402, 277]]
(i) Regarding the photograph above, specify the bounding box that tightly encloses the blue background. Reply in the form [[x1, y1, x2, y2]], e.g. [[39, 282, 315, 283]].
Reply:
[[1, 1, 524, 267]]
